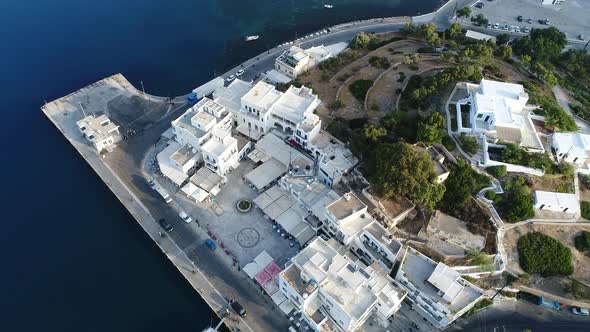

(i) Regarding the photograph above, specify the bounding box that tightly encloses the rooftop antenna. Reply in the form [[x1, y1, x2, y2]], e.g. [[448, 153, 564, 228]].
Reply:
[[79, 102, 87, 117]]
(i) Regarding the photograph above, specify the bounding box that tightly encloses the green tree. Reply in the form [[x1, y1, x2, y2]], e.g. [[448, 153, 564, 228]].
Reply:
[[439, 159, 490, 212], [471, 14, 488, 27], [421, 23, 441, 46], [517, 232, 573, 276], [495, 44, 513, 61], [496, 33, 510, 45], [574, 230, 590, 251], [459, 133, 480, 154], [447, 23, 462, 39], [350, 32, 371, 49], [348, 79, 374, 101], [512, 27, 567, 63], [369, 142, 445, 210], [486, 165, 507, 178], [457, 7, 471, 18], [499, 177, 535, 223], [417, 112, 445, 144]]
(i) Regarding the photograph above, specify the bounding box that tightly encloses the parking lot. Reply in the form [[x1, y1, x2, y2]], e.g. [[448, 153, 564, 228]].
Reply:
[[469, 0, 589, 41]]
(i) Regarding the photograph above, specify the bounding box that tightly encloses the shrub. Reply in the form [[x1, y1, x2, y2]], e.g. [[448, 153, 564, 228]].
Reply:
[[517, 232, 573, 277], [459, 133, 480, 155], [465, 298, 493, 317], [369, 56, 390, 69], [574, 231, 590, 251], [442, 135, 456, 151], [398, 72, 406, 82], [582, 202, 590, 220], [409, 64, 419, 71], [498, 176, 535, 223], [486, 165, 507, 178], [329, 100, 344, 110], [348, 80, 374, 101]]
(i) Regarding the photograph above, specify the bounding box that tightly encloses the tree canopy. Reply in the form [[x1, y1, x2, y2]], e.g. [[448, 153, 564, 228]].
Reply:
[[417, 112, 446, 145], [518, 232, 573, 277], [368, 142, 445, 210], [438, 159, 490, 212], [457, 7, 471, 18], [498, 176, 535, 223], [512, 27, 567, 64]]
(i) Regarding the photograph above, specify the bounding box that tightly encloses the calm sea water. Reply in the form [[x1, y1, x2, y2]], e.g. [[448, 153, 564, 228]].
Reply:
[[1, 0, 438, 331]]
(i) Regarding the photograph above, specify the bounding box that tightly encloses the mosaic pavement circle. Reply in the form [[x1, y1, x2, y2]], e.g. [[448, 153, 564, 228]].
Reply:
[[237, 227, 260, 248]]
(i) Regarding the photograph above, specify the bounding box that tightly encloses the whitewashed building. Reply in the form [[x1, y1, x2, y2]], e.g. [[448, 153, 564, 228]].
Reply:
[[395, 247, 484, 329], [552, 132, 590, 165], [167, 97, 242, 179], [533, 190, 579, 214], [236, 81, 321, 141], [76, 114, 121, 151], [275, 45, 332, 79], [279, 238, 407, 332], [456, 79, 543, 151]]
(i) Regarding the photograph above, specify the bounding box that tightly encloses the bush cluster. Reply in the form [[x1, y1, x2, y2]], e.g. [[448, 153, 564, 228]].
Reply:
[[486, 165, 507, 178], [348, 79, 374, 101], [574, 230, 590, 252], [517, 232, 573, 277]]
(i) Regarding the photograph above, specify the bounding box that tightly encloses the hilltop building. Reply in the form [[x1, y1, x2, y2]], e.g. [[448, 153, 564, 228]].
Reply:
[[456, 79, 543, 151], [552, 132, 590, 165], [279, 238, 407, 332], [533, 190, 579, 214]]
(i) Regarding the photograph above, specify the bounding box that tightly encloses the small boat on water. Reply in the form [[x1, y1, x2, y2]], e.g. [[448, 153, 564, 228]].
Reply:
[[324, 4, 334, 9], [244, 35, 259, 41]]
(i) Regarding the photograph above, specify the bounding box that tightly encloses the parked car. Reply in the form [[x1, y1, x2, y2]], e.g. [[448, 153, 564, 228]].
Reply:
[[205, 238, 217, 251], [158, 219, 173, 232], [226, 75, 236, 82], [230, 300, 247, 317], [235, 69, 244, 77], [494, 23, 500, 29], [572, 307, 589, 316], [517, 15, 523, 22], [179, 211, 192, 223], [487, 23, 492, 29], [503, 24, 509, 30], [475, 3, 484, 8], [579, 34, 585, 41], [146, 178, 157, 190], [524, 26, 530, 33], [527, 18, 533, 24]]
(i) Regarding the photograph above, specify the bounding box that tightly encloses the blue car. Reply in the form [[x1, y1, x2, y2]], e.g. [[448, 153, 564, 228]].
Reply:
[[205, 238, 217, 251]]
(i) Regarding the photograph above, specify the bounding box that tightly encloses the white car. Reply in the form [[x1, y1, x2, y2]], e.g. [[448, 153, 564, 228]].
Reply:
[[146, 178, 157, 190], [226, 75, 236, 82], [236, 69, 244, 77], [571, 307, 589, 316], [494, 23, 500, 29], [179, 211, 192, 223]]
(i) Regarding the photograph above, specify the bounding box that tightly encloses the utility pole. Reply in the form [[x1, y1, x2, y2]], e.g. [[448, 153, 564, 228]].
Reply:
[[140, 80, 146, 97]]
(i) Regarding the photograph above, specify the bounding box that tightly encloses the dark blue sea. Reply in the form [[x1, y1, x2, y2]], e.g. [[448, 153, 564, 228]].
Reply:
[[1, 1, 438, 331]]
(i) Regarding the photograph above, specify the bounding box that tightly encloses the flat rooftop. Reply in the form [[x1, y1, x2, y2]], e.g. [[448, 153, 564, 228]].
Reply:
[[190, 166, 223, 192], [173, 108, 207, 138], [327, 192, 366, 221], [270, 85, 318, 125], [363, 221, 402, 256], [399, 248, 483, 316], [213, 78, 253, 113], [242, 81, 282, 111], [171, 144, 197, 166]]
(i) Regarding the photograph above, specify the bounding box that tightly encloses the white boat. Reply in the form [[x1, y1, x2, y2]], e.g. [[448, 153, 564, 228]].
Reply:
[[324, 4, 334, 9], [244, 35, 259, 41]]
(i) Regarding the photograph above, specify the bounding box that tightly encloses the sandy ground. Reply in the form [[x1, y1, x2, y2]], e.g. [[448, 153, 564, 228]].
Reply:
[[503, 223, 590, 286]]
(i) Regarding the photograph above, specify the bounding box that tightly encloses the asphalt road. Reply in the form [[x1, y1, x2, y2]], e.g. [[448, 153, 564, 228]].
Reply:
[[449, 300, 590, 332], [104, 102, 290, 332]]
